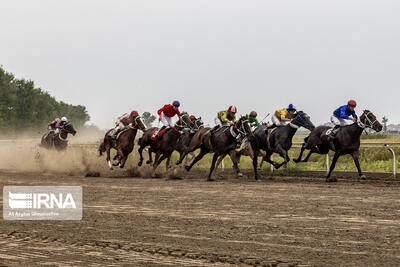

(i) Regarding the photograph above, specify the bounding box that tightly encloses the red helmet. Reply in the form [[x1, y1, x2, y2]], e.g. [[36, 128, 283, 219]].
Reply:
[[228, 106, 237, 113], [130, 110, 139, 117], [189, 115, 196, 120], [348, 100, 357, 107], [250, 111, 257, 117]]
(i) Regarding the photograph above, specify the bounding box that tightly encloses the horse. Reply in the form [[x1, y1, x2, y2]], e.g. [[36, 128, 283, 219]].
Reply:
[[250, 111, 315, 180], [40, 123, 77, 151], [184, 116, 253, 181], [99, 115, 146, 170], [293, 110, 383, 182], [137, 114, 193, 171], [175, 116, 204, 165]]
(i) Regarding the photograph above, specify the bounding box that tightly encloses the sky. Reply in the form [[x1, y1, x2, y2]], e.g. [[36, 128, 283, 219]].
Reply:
[[1, 0, 399, 128]]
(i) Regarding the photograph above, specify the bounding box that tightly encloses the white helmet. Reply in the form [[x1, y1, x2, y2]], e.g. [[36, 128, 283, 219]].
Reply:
[[61, 116, 68, 122]]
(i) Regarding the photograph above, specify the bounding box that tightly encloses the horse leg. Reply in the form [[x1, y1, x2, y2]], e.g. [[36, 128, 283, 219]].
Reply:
[[113, 148, 124, 166], [253, 148, 260, 180], [146, 148, 154, 165], [326, 152, 341, 182], [352, 150, 365, 180], [293, 143, 307, 163], [229, 149, 242, 177], [215, 153, 226, 170], [263, 151, 279, 169], [152, 151, 161, 169], [184, 152, 195, 166], [138, 145, 145, 166], [106, 148, 113, 170], [185, 148, 208, 172], [165, 154, 171, 171], [207, 153, 219, 181]]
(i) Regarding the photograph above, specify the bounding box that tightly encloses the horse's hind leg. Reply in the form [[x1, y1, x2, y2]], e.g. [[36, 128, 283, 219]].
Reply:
[[263, 151, 279, 169], [215, 153, 226, 170], [106, 148, 113, 170], [207, 153, 220, 181], [138, 144, 145, 166], [146, 148, 154, 165], [326, 152, 340, 182], [229, 150, 242, 177]]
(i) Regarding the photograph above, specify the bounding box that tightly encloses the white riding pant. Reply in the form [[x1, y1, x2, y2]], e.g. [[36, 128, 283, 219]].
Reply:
[[271, 115, 289, 126], [214, 117, 230, 127], [330, 115, 354, 126], [161, 113, 174, 127]]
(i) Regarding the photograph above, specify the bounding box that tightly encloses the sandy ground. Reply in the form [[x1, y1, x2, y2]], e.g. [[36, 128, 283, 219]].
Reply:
[[1, 167, 400, 266]]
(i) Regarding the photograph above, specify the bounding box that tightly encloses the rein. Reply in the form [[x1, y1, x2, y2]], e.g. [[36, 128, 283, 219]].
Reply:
[[357, 111, 379, 129]]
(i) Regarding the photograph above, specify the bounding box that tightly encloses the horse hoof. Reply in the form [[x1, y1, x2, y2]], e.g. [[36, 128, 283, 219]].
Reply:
[[119, 165, 124, 169], [109, 167, 114, 171], [326, 177, 337, 183], [293, 159, 299, 163], [360, 175, 367, 180], [138, 161, 143, 167], [146, 160, 152, 165], [176, 161, 181, 165], [185, 166, 191, 172], [207, 178, 215, 182], [237, 172, 243, 177]]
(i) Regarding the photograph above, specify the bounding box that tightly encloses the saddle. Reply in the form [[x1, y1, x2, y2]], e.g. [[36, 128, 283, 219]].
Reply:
[[151, 127, 173, 142]]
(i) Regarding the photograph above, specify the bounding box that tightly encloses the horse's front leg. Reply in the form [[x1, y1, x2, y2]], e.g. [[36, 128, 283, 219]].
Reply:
[[275, 145, 290, 169], [207, 153, 219, 181], [263, 150, 280, 169], [106, 148, 113, 170], [138, 145, 145, 166], [165, 153, 171, 171], [229, 149, 242, 177], [293, 142, 307, 163], [352, 150, 366, 180], [326, 151, 341, 182], [252, 148, 260, 180], [146, 147, 154, 165]]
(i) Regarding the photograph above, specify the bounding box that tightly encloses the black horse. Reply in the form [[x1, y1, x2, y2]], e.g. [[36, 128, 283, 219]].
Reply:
[[185, 116, 253, 181], [40, 123, 77, 151], [250, 111, 315, 180], [293, 110, 383, 182], [175, 116, 204, 165]]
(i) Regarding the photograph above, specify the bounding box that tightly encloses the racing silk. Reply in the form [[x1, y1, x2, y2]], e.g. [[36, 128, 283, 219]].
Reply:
[[116, 113, 130, 126], [157, 104, 181, 118], [55, 120, 68, 128], [274, 108, 293, 120], [48, 119, 60, 128], [218, 110, 236, 123], [333, 105, 357, 119], [247, 114, 260, 126]]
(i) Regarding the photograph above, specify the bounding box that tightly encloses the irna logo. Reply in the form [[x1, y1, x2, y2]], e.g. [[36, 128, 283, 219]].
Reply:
[[8, 192, 77, 209]]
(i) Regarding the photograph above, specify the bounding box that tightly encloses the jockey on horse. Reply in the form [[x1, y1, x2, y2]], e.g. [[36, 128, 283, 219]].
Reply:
[[210, 105, 237, 136], [328, 100, 358, 138], [109, 110, 140, 141], [47, 117, 70, 137], [247, 111, 260, 128], [268, 104, 297, 130], [153, 100, 181, 140]]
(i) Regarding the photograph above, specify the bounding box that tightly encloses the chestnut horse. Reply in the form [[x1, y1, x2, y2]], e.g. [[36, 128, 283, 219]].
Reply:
[[99, 115, 146, 169], [293, 110, 382, 182]]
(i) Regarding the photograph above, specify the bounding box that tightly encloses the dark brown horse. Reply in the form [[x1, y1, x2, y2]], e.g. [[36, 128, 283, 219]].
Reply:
[[293, 110, 383, 182], [250, 111, 315, 180], [40, 123, 77, 151], [184, 116, 253, 181], [137, 114, 192, 170], [175, 116, 204, 165], [99, 115, 146, 170]]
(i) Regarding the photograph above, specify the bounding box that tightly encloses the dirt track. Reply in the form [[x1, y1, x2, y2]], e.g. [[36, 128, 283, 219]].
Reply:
[[1, 168, 400, 266]]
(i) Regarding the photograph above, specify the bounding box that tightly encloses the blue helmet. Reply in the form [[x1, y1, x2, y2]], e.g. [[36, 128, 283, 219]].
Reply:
[[288, 104, 296, 111], [172, 100, 180, 107]]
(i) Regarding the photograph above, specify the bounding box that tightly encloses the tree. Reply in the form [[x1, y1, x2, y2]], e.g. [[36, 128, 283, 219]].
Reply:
[[142, 112, 156, 128], [382, 116, 388, 133]]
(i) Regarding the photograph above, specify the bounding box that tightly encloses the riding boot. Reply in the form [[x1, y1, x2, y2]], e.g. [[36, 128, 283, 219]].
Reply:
[[328, 125, 340, 139], [156, 126, 166, 138]]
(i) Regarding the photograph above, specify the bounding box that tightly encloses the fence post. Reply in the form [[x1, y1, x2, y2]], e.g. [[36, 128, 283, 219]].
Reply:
[[385, 144, 396, 178], [325, 153, 329, 174]]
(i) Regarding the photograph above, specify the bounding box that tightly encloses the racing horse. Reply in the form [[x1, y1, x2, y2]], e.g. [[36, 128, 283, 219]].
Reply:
[[99, 114, 146, 170], [184, 116, 253, 181], [137, 114, 193, 170], [293, 110, 383, 182], [250, 111, 315, 180], [40, 123, 77, 151], [175, 116, 204, 166]]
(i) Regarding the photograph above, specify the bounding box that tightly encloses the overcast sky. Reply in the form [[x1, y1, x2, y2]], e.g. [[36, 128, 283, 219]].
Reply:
[[1, 0, 399, 128]]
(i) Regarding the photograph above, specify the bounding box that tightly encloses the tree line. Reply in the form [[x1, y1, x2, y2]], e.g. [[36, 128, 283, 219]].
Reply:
[[0, 66, 90, 135]]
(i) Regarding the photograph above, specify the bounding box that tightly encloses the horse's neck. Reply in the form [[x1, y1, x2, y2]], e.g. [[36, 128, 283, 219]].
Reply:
[[345, 123, 364, 140]]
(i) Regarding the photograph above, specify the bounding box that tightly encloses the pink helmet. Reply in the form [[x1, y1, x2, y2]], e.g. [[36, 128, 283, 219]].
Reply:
[[228, 106, 237, 113]]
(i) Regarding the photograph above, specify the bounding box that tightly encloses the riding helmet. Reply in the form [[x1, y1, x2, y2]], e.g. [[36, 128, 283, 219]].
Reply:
[[61, 116, 68, 122], [228, 106, 237, 113], [172, 100, 180, 107], [348, 100, 357, 107], [250, 111, 257, 117], [288, 104, 296, 111]]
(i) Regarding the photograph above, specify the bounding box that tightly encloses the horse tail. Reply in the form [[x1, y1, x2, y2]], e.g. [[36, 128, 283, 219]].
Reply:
[[99, 141, 106, 156]]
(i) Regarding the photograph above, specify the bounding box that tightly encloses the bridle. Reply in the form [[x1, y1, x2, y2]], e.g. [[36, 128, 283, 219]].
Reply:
[[358, 111, 379, 129], [175, 114, 194, 131], [234, 118, 251, 136], [131, 116, 146, 130], [289, 112, 311, 130]]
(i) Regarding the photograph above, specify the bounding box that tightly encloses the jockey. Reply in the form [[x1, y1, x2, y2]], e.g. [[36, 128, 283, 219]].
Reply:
[[328, 100, 357, 139], [210, 105, 237, 135], [109, 110, 139, 139], [49, 117, 69, 135], [268, 104, 297, 129], [247, 111, 260, 128], [156, 100, 181, 137]]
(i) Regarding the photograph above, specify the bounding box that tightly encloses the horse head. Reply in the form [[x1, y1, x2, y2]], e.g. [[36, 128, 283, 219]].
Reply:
[[63, 123, 77, 136], [291, 111, 315, 131], [175, 113, 192, 131], [360, 110, 383, 132], [132, 115, 147, 131], [194, 117, 204, 130], [236, 116, 253, 137]]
